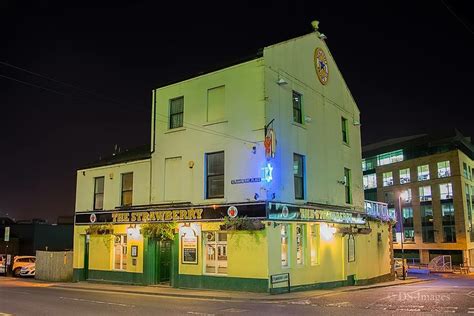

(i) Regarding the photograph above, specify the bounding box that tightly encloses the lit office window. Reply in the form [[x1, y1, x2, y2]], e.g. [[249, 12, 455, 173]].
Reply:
[[441, 203, 456, 243], [206, 151, 224, 199], [294, 154, 305, 200], [377, 150, 404, 166], [114, 235, 127, 270], [383, 172, 393, 187], [439, 183, 453, 200], [362, 157, 377, 171], [310, 224, 320, 265], [437, 161, 451, 178], [93, 176, 105, 210], [401, 188, 412, 203], [417, 165, 430, 181], [296, 224, 304, 265], [463, 162, 469, 179], [420, 204, 435, 243], [121, 173, 133, 206], [292, 91, 303, 124], [402, 207, 414, 242], [419, 186, 432, 202], [363, 173, 377, 190], [204, 232, 227, 274], [281, 224, 289, 267], [341, 117, 349, 144], [399, 168, 411, 184], [169, 96, 184, 129], [344, 168, 352, 203]]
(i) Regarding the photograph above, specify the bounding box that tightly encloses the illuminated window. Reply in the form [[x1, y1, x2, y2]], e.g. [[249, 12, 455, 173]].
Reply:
[[399, 168, 410, 184], [363, 173, 377, 190], [310, 224, 320, 265], [437, 161, 451, 178], [206, 151, 224, 199], [341, 117, 349, 144], [402, 207, 414, 242], [93, 176, 104, 210], [344, 168, 352, 203], [362, 157, 377, 171], [383, 172, 393, 187], [463, 162, 469, 179], [296, 224, 305, 265], [439, 183, 453, 200], [204, 232, 227, 274], [169, 96, 184, 129], [207, 86, 225, 122], [281, 224, 289, 268], [417, 165, 430, 181], [121, 173, 133, 206], [441, 203, 456, 243], [292, 91, 303, 124], [401, 188, 412, 203], [420, 204, 434, 243], [294, 154, 305, 200], [114, 235, 127, 270], [377, 150, 404, 166], [419, 186, 432, 202]]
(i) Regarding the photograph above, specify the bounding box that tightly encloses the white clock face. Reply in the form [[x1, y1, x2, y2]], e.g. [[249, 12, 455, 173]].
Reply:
[[314, 48, 329, 85]]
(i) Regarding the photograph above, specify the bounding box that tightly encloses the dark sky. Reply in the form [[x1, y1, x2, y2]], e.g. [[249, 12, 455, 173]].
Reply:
[[1, 1, 472, 222]]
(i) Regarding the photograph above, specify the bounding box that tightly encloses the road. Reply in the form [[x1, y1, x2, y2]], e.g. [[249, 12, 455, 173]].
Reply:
[[0, 274, 473, 315]]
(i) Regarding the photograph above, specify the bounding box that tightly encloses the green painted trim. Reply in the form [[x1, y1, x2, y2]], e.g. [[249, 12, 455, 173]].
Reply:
[[170, 233, 179, 287], [355, 272, 394, 286], [176, 274, 268, 293], [73, 268, 145, 285]]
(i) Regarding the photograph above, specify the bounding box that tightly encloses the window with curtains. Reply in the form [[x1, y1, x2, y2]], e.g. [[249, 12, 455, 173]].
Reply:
[[169, 96, 184, 129], [206, 151, 224, 199], [293, 154, 305, 199], [121, 173, 133, 206], [93, 176, 104, 210], [292, 91, 303, 124]]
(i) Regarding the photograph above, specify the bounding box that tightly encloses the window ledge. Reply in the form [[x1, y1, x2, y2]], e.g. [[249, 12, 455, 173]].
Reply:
[[204, 198, 226, 204], [291, 122, 307, 129], [203, 120, 228, 127], [343, 142, 350, 148], [165, 127, 186, 134], [203, 273, 228, 277]]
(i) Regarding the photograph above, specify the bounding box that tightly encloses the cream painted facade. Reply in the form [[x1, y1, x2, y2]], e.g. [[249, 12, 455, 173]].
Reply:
[[74, 25, 392, 292]]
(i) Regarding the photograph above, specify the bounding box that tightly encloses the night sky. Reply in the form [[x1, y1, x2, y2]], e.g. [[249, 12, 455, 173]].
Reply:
[[1, 1, 472, 222]]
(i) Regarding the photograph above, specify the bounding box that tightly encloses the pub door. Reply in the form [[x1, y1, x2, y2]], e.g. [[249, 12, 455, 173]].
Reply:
[[84, 235, 90, 280], [158, 240, 172, 283]]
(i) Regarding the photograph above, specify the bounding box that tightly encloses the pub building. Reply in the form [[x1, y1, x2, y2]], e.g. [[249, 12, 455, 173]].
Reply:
[[73, 21, 394, 292]]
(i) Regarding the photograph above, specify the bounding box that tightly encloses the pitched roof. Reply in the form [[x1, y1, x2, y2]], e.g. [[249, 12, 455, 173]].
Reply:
[[79, 144, 151, 170]]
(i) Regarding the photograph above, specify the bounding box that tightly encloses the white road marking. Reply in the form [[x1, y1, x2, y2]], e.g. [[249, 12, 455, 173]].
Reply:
[[287, 299, 311, 305], [0, 313, 13, 316], [219, 308, 248, 313], [187, 312, 215, 316], [326, 301, 353, 308], [59, 296, 134, 307]]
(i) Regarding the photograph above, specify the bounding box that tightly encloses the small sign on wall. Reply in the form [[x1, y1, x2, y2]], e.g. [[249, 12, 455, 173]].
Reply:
[[182, 236, 198, 264], [131, 245, 138, 257]]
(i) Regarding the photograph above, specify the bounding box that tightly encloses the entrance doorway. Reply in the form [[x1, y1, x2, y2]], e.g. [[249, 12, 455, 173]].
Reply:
[[158, 240, 171, 283], [84, 235, 90, 280]]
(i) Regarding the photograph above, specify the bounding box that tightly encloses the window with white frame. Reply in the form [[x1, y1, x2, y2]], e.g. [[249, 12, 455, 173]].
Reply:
[[310, 224, 319, 265], [363, 173, 377, 190], [114, 235, 127, 270], [93, 176, 104, 210], [417, 165, 430, 181], [296, 224, 304, 265], [383, 171, 393, 187], [440, 183, 453, 200], [399, 168, 411, 184], [169, 96, 184, 129], [281, 224, 289, 268], [204, 232, 227, 274], [437, 161, 451, 178], [419, 185, 432, 201]]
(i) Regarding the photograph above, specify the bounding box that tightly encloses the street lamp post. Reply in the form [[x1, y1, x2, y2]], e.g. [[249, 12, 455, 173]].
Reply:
[[398, 192, 406, 280]]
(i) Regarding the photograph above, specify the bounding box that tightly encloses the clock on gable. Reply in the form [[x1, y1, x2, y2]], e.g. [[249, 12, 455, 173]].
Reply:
[[314, 47, 329, 85]]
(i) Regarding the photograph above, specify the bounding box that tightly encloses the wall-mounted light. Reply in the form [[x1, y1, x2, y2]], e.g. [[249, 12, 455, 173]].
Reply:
[[263, 163, 273, 183], [277, 78, 288, 85]]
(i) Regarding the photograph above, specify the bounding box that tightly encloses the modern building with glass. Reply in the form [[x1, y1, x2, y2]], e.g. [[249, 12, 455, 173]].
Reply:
[[363, 130, 474, 266], [73, 22, 393, 292]]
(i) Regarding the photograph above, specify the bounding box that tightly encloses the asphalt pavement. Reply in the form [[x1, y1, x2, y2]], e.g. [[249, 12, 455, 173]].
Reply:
[[0, 274, 473, 315]]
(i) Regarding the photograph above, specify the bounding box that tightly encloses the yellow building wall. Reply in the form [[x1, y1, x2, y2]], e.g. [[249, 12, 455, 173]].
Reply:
[[178, 222, 268, 279], [75, 159, 151, 212], [73, 225, 87, 269]]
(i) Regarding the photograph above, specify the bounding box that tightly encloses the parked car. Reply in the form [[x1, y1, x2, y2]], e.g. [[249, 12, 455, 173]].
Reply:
[[0, 255, 5, 275], [394, 257, 408, 279], [12, 256, 36, 277], [19, 263, 35, 277]]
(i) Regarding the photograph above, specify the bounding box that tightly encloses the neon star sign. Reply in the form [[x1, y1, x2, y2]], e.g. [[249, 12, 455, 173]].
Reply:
[[263, 163, 273, 183]]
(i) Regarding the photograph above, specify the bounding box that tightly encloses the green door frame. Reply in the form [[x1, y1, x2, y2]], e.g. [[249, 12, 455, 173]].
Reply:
[[84, 235, 89, 280]]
